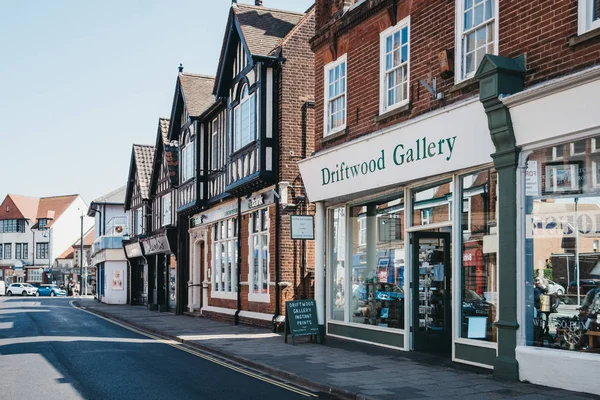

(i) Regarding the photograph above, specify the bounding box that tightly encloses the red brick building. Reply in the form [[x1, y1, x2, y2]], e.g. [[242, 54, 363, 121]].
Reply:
[[299, 0, 600, 393], [175, 2, 316, 329]]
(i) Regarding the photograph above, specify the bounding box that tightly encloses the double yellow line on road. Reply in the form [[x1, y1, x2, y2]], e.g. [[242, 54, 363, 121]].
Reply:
[[71, 301, 318, 398]]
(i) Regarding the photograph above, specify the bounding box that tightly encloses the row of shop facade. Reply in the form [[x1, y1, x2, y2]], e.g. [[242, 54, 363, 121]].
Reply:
[[106, 0, 600, 394]]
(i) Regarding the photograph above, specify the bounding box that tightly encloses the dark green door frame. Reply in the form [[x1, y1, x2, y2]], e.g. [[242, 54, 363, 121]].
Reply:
[[475, 54, 526, 381]]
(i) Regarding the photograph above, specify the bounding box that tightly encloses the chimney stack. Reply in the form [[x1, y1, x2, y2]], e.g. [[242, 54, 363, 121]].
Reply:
[[178, 63, 184, 74], [255, 0, 263, 5]]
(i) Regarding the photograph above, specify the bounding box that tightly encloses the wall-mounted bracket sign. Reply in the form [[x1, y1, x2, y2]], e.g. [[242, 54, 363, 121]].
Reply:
[[290, 215, 314, 240], [284, 299, 320, 345]]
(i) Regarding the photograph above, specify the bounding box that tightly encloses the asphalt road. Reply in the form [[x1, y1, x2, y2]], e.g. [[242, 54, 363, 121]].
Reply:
[[0, 297, 317, 400]]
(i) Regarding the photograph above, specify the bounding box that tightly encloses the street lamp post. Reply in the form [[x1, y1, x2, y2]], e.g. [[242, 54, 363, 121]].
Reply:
[[80, 214, 84, 296]]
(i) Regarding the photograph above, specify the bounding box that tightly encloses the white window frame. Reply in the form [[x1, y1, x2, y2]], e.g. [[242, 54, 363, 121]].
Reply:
[[379, 17, 411, 114], [421, 208, 433, 225], [592, 136, 600, 153], [161, 195, 172, 227], [233, 85, 256, 152], [29, 269, 43, 282], [578, 0, 600, 35], [551, 145, 564, 160], [358, 216, 367, 246], [248, 208, 270, 303], [455, 0, 499, 83], [570, 139, 587, 156], [211, 118, 219, 171], [4, 243, 11, 259], [22, 243, 28, 259], [134, 208, 143, 236], [211, 218, 238, 299], [323, 54, 347, 137], [181, 132, 195, 183]]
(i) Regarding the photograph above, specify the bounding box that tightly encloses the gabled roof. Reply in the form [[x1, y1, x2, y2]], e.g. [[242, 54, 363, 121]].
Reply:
[[234, 3, 303, 56], [167, 72, 216, 141], [88, 186, 126, 216], [36, 195, 79, 228], [214, 3, 304, 97], [179, 74, 215, 117], [57, 247, 74, 260], [1, 194, 39, 221], [72, 226, 95, 248], [151, 118, 179, 194], [124, 144, 155, 210]]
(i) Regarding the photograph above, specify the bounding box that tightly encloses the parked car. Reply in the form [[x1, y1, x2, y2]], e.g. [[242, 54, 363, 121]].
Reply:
[[567, 279, 600, 295], [546, 280, 566, 295], [0, 281, 5, 296], [6, 283, 38, 296], [35, 284, 66, 297]]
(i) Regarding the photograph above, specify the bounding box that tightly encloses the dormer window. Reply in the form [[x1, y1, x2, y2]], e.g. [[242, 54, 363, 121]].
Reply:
[[38, 219, 48, 230], [233, 84, 256, 151]]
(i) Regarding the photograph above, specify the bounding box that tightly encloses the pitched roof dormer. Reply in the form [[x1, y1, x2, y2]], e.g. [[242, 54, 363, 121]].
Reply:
[[124, 144, 155, 210], [213, 3, 304, 98], [166, 71, 215, 141]]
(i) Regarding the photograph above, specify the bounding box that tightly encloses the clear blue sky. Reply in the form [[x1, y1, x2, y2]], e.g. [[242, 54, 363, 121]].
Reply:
[[0, 0, 314, 205]]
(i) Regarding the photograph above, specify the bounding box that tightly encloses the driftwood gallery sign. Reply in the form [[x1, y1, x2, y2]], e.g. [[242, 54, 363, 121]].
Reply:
[[284, 299, 319, 345]]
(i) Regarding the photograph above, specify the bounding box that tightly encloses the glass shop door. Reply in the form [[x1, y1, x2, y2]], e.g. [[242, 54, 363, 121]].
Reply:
[[412, 231, 452, 354]]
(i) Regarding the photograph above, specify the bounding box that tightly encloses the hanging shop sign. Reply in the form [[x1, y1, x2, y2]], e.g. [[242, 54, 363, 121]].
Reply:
[[284, 299, 320, 345], [298, 100, 493, 202], [124, 242, 143, 258], [141, 234, 171, 255], [290, 215, 314, 240]]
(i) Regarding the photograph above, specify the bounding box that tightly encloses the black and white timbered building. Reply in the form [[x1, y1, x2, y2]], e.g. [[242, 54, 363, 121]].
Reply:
[[123, 144, 155, 307], [180, 2, 316, 328], [140, 118, 180, 313]]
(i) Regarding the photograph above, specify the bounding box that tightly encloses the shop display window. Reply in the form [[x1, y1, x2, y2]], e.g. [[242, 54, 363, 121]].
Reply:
[[412, 181, 452, 226], [212, 218, 238, 294], [331, 207, 346, 321], [460, 169, 498, 342], [525, 137, 600, 353], [349, 195, 405, 329]]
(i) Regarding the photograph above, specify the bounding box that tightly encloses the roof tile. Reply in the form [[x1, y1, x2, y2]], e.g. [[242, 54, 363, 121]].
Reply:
[[133, 144, 155, 200], [179, 74, 215, 117]]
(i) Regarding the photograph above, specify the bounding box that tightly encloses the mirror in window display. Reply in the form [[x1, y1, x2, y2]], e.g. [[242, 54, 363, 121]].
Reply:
[[331, 207, 346, 321], [460, 169, 498, 342], [525, 139, 600, 353], [350, 196, 405, 329], [412, 181, 452, 226]]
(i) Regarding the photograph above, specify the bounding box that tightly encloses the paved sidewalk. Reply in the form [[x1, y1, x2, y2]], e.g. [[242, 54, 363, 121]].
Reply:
[[76, 300, 598, 400]]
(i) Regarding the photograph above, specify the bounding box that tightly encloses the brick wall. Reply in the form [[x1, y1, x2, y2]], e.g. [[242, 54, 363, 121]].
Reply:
[[312, 0, 600, 153]]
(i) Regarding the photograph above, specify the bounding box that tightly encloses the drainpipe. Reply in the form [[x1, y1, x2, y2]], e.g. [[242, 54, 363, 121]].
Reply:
[[234, 197, 242, 325], [272, 182, 282, 332]]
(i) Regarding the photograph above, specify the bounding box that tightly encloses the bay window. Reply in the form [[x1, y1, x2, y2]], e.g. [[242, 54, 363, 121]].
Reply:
[[161, 195, 172, 226], [233, 85, 256, 151]]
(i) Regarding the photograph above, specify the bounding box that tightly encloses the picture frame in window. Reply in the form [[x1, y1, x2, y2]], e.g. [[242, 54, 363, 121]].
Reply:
[[542, 161, 584, 195]]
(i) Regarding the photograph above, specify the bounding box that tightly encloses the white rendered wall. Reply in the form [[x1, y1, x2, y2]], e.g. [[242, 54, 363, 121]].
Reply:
[[102, 260, 128, 305], [51, 196, 94, 266]]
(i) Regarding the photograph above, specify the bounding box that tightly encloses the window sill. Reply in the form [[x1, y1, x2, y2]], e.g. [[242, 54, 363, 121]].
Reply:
[[569, 27, 600, 47], [375, 103, 411, 123], [210, 291, 237, 300], [449, 77, 479, 93], [248, 292, 270, 303], [321, 128, 347, 145]]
